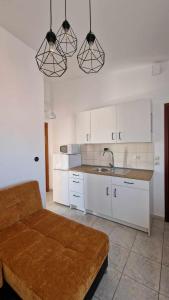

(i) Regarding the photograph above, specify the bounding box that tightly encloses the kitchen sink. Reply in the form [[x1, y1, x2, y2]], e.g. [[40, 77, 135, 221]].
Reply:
[[93, 167, 130, 176]]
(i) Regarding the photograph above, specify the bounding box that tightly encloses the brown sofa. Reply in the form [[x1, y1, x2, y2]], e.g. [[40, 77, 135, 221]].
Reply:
[[0, 181, 109, 300]]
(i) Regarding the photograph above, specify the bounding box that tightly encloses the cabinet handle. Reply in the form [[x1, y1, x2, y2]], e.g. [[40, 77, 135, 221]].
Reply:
[[73, 194, 80, 198], [119, 132, 122, 140], [73, 174, 79, 177], [124, 181, 134, 185], [86, 134, 88, 142], [73, 180, 80, 183], [106, 187, 109, 196], [112, 132, 114, 140], [114, 188, 117, 198]]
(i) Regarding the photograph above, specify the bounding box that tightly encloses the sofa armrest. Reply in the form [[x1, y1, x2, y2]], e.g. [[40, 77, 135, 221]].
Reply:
[[0, 261, 3, 288]]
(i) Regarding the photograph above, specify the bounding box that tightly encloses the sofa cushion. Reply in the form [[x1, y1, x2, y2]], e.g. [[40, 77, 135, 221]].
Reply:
[[0, 210, 109, 300], [22, 209, 109, 263], [0, 181, 42, 228], [0, 204, 20, 231]]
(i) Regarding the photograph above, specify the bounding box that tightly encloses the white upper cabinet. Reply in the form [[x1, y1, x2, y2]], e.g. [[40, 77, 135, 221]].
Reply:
[[91, 106, 116, 143], [76, 111, 91, 144], [116, 100, 152, 143], [75, 99, 152, 144]]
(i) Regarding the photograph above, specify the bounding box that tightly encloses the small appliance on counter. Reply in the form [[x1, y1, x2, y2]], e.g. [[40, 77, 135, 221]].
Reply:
[[60, 144, 80, 154], [53, 152, 81, 206]]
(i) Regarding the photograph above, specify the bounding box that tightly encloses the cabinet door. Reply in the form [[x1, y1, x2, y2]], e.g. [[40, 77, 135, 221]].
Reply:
[[76, 111, 91, 144], [84, 174, 112, 217], [116, 100, 152, 143], [91, 106, 116, 143], [112, 185, 149, 228]]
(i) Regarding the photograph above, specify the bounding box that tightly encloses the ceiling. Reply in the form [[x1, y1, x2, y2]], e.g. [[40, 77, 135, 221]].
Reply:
[[0, 0, 169, 78]]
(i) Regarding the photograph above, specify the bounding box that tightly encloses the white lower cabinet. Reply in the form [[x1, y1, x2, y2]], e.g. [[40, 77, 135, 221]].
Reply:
[[84, 173, 112, 217], [69, 171, 151, 233], [112, 180, 150, 231]]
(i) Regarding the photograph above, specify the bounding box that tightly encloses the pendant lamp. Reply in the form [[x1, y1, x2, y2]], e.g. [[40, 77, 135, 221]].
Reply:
[[35, 0, 67, 77], [56, 0, 77, 57], [77, 0, 105, 74]]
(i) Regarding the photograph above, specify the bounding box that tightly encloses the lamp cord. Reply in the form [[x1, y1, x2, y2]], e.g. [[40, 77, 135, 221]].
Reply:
[[89, 0, 92, 32], [65, 0, 67, 20], [50, 0, 52, 30]]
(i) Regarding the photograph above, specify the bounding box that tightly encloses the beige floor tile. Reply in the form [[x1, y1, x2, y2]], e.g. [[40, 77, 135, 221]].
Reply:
[[137, 226, 163, 242], [47, 202, 68, 216], [109, 243, 130, 272], [94, 267, 121, 300], [113, 275, 158, 300], [69, 211, 97, 227], [132, 233, 163, 263], [159, 294, 169, 300], [162, 246, 169, 267], [165, 222, 169, 231], [124, 252, 161, 291], [92, 218, 117, 235], [164, 231, 169, 248], [152, 218, 164, 231], [109, 226, 136, 249], [160, 265, 169, 297]]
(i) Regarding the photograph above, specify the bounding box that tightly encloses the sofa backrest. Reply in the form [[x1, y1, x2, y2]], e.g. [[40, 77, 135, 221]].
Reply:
[[0, 181, 43, 231]]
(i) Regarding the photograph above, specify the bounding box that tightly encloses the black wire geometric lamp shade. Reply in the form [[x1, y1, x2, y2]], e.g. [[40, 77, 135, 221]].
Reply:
[[35, 0, 67, 77], [35, 31, 67, 77], [56, 0, 77, 57], [77, 0, 105, 74], [77, 32, 105, 74]]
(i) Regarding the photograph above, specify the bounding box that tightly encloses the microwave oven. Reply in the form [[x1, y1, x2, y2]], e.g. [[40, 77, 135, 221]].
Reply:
[[60, 144, 80, 154]]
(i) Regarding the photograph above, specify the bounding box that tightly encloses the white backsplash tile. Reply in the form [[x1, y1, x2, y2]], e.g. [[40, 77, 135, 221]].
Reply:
[[81, 143, 154, 170]]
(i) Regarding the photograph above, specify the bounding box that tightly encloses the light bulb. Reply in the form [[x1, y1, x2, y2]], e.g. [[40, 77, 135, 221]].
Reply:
[[49, 41, 55, 52], [89, 40, 94, 49]]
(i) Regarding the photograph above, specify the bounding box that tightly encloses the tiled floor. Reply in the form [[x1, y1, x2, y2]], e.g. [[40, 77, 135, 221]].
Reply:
[[46, 192, 169, 300]]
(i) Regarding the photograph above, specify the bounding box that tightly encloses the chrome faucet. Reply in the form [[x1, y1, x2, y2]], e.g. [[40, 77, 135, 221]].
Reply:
[[103, 148, 115, 169]]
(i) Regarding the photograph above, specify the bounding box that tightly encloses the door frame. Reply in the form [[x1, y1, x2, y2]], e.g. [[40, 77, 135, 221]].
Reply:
[[45, 122, 49, 192], [165, 103, 169, 221]]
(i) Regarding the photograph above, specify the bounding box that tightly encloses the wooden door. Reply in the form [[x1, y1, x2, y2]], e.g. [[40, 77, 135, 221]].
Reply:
[[165, 104, 169, 222], [44, 123, 49, 192]]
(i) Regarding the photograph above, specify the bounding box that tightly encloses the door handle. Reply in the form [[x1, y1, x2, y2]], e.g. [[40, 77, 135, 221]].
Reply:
[[119, 132, 122, 140], [114, 188, 117, 198], [73, 194, 80, 198], [106, 187, 109, 196]]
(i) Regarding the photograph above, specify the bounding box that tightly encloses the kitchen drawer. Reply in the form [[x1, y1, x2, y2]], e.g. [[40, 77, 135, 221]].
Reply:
[[69, 178, 84, 194], [70, 192, 84, 211], [69, 171, 84, 180], [111, 177, 149, 190]]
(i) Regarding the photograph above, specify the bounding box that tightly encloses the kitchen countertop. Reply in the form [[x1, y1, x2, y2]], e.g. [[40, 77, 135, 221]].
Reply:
[[70, 165, 153, 181]]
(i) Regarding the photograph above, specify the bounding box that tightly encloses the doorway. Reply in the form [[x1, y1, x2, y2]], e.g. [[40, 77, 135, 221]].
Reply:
[[44, 122, 49, 192], [165, 104, 169, 222]]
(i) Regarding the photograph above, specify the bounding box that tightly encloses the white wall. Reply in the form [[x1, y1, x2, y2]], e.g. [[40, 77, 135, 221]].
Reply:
[[0, 26, 46, 205], [46, 62, 169, 217]]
